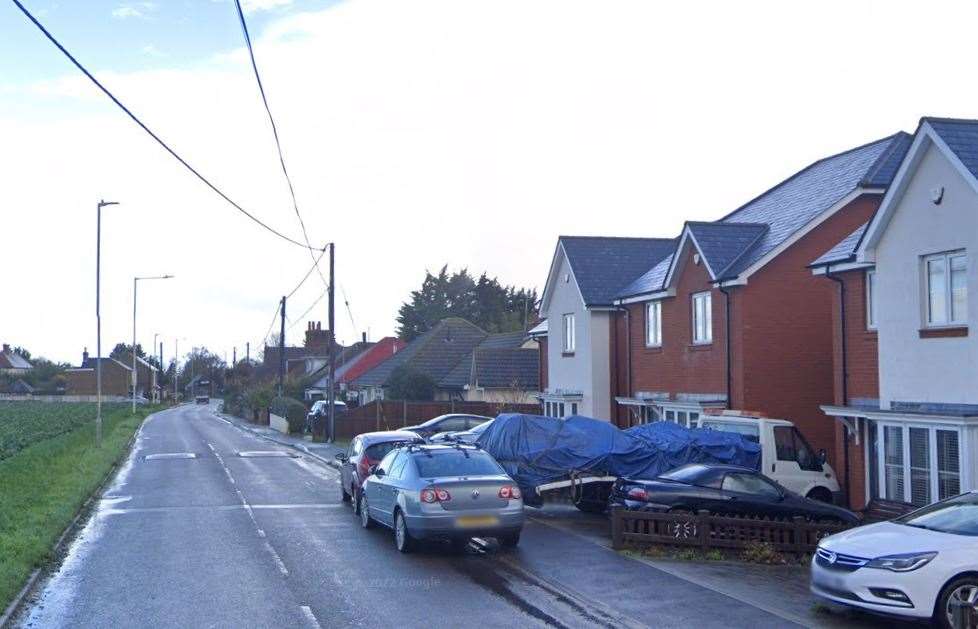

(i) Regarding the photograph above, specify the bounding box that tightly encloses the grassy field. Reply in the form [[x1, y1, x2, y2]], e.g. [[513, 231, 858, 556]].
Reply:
[[0, 402, 157, 611], [0, 402, 127, 461]]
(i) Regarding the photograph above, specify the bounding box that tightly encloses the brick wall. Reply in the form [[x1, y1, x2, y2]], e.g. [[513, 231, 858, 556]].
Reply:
[[738, 194, 880, 460], [827, 269, 879, 405], [65, 363, 130, 396], [626, 241, 728, 403]]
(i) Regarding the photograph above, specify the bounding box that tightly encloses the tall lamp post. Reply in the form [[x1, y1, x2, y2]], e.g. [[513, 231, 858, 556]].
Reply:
[[95, 199, 119, 447], [133, 275, 174, 413]]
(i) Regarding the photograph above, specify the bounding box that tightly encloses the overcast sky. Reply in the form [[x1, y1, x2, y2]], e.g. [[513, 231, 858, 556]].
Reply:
[[3, 0, 978, 365]]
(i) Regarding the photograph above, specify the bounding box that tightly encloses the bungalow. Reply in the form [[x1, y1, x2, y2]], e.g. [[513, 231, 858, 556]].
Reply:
[[537, 237, 674, 420], [0, 343, 32, 375], [813, 117, 978, 510], [64, 349, 132, 397], [305, 336, 406, 401], [611, 132, 911, 502]]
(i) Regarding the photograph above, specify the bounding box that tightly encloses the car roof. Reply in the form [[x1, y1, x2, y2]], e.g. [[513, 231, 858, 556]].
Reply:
[[401, 443, 484, 455], [668, 463, 759, 475], [359, 430, 420, 443]]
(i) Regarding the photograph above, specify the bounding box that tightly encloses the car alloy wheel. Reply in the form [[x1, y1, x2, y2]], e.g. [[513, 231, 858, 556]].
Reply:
[[352, 488, 361, 515], [944, 581, 978, 628], [394, 511, 414, 553], [359, 494, 372, 529]]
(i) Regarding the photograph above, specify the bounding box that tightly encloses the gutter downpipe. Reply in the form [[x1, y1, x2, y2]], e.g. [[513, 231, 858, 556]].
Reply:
[[716, 282, 733, 410], [615, 306, 632, 426], [824, 265, 851, 507]]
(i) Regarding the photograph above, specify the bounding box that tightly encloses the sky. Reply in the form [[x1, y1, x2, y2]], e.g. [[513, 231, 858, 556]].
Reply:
[[3, 0, 978, 366]]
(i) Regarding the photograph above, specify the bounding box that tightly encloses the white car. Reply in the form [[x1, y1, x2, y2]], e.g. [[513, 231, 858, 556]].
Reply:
[[811, 491, 978, 628]]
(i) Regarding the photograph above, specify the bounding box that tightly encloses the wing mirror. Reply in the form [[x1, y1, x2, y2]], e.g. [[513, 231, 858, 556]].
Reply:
[[369, 464, 384, 477], [817, 449, 827, 466], [335, 452, 348, 462]]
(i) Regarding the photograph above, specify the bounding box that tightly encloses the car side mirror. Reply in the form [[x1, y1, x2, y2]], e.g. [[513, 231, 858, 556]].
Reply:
[[369, 465, 384, 477], [817, 449, 827, 466], [335, 452, 347, 462]]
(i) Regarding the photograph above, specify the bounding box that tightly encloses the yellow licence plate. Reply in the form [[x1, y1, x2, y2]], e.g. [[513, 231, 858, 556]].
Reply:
[[455, 515, 499, 528]]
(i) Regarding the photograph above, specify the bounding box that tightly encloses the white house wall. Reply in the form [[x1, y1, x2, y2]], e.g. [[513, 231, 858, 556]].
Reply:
[[875, 143, 978, 408]]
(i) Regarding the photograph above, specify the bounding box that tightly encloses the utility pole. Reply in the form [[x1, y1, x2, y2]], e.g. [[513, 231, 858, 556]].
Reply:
[[327, 243, 336, 443], [246, 342, 250, 364], [132, 275, 174, 414], [278, 296, 286, 397], [95, 199, 119, 447], [174, 338, 179, 402], [232, 346, 237, 366], [159, 340, 164, 403]]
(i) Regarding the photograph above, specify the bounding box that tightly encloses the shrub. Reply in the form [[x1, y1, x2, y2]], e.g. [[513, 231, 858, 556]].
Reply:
[[741, 541, 785, 564], [270, 396, 307, 433]]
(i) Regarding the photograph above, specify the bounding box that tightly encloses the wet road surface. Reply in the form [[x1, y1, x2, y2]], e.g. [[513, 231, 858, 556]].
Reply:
[[16, 404, 857, 628]]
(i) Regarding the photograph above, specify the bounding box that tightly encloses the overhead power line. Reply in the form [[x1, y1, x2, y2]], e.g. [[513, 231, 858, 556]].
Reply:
[[231, 0, 330, 288], [9, 0, 321, 251], [287, 290, 328, 333]]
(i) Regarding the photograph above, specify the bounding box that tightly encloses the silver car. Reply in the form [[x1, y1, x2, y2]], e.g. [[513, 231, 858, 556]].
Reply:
[[358, 443, 524, 553]]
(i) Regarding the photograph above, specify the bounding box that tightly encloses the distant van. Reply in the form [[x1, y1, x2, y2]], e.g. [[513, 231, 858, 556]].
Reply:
[[696, 411, 841, 504]]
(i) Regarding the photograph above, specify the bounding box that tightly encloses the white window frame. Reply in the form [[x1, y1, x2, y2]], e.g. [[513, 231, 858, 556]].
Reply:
[[866, 269, 877, 330], [923, 251, 967, 327], [691, 291, 713, 344], [645, 301, 662, 347], [562, 313, 576, 353], [874, 422, 963, 506]]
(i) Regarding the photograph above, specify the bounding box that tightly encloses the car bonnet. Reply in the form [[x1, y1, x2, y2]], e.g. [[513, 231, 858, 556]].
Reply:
[[820, 521, 976, 557]]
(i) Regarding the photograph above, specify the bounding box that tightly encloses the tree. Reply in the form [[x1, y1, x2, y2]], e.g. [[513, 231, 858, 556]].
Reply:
[[110, 343, 145, 360], [396, 266, 539, 341], [12, 346, 31, 361], [386, 365, 436, 401], [179, 347, 227, 390]]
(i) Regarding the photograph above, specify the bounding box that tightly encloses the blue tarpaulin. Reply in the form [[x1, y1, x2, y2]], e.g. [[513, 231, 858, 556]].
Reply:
[[476, 413, 761, 492]]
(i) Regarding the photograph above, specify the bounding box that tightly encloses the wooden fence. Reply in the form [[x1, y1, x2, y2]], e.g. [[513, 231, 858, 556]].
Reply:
[[610, 508, 850, 555], [325, 400, 541, 439]]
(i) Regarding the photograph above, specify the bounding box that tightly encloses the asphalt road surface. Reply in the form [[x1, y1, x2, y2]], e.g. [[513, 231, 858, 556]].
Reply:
[[16, 404, 860, 628]]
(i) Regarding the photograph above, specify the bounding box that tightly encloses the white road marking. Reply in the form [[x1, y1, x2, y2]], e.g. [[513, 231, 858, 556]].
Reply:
[[144, 452, 197, 460], [237, 450, 297, 458], [300, 605, 321, 629]]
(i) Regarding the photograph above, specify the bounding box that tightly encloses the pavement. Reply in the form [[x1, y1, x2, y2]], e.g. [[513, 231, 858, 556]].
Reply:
[[14, 403, 903, 628]]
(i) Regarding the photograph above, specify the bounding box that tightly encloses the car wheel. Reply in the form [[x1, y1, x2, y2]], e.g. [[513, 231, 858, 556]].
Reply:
[[394, 510, 416, 553], [667, 509, 698, 540], [499, 532, 521, 548], [352, 487, 361, 515], [806, 487, 833, 504], [359, 493, 372, 529], [936, 575, 978, 629], [450, 539, 470, 554]]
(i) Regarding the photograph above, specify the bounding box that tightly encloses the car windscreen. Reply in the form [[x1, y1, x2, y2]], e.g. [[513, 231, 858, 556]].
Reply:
[[415, 451, 505, 478], [658, 465, 712, 485], [895, 492, 978, 536], [364, 441, 401, 462], [700, 420, 760, 443]]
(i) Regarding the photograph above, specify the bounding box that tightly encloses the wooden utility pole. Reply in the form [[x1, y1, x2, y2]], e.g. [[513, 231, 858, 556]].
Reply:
[[327, 243, 336, 442], [278, 296, 286, 397]]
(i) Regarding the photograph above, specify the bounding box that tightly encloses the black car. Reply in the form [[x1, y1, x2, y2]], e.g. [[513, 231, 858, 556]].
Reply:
[[608, 463, 859, 524], [401, 414, 491, 439]]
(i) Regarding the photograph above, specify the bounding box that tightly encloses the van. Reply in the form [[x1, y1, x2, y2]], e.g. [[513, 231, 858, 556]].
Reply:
[[696, 411, 840, 503]]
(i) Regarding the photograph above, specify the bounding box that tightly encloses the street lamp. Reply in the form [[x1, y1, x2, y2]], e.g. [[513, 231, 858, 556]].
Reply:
[[153, 332, 162, 404], [96, 199, 120, 448], [133, 275, 174, 413]]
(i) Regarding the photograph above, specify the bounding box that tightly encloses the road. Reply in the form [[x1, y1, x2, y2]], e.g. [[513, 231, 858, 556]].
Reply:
[[15, 404, 885, 628]]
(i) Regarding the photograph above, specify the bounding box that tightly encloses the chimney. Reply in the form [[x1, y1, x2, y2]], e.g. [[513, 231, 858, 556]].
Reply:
[[362, 332, 366, 343], [1, 344, 9, 354], [83, 347, 89, 364]]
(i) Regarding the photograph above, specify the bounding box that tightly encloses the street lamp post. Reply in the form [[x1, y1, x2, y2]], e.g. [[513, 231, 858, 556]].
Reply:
[[132, 275, 174, 414], [96, 199, 119, 447]]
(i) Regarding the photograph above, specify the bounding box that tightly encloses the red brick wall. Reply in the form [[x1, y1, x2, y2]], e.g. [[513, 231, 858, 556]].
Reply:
[[738, 194, 880, 460], [627, 241, 728, 402], [827, 269, 879, 405], [65, 363, 130, 396]]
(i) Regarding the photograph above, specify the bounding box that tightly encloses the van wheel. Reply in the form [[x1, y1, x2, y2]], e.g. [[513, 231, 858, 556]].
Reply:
[[806, 487, 833, 504], [936, 575, 978, 629]]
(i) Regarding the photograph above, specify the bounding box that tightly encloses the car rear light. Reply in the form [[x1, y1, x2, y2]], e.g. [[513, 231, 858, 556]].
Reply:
[[498, 486, 521, 500], [626, 487, 648, 501], [421, 488, 452, 503]]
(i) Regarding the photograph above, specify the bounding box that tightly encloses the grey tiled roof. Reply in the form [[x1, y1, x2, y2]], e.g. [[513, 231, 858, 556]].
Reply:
[[687, 222, 768, 279], [560, 236, 675, 307], [439, 332, 538, 389], [925, 118, 978, 181], [810, 222, 868, 267], [616, 132, 908, 299], [352, 318, 487, 388]]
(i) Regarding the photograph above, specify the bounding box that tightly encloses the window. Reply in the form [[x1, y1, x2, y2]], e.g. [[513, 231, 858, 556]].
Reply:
[[571, 403, 578, 416], [773, 426, 820, 471], [701, 420, 760, 443], [639, 406, 658, 424], [545, 401, 552, 417], [562, 313, 576, 353], [645, 301, 662, 347], [692, 291, 712, 344], [722, 473, 781, 499], [877, 423, 962, 507], [558, 402, 565, 418], [866, 269, 877, 330], [925, 252, 967, 326]]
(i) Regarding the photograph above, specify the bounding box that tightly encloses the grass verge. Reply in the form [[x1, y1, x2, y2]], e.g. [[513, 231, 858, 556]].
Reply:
[[0, 404, 157, 610]]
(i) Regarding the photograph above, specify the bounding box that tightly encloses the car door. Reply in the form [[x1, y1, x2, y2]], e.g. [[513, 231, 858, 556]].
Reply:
[[369, 450, 402, 526], [341, 437, 358, 491], [771, 425, 823, 494], [720, 472, 785, 518]]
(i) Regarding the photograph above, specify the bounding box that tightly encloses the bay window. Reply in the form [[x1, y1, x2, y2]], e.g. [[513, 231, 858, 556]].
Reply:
[[876, 422, 962, 507]]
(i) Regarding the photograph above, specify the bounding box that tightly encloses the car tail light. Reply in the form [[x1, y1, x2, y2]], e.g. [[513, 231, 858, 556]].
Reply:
[[498, 486, 521, 500], [358, 457, 373, 479], [421, 488, 452, 503], [627, 487, 648, 501]]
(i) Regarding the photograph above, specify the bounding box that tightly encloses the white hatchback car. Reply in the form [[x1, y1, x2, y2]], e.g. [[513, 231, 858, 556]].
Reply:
[[811, 491, 978, 628]]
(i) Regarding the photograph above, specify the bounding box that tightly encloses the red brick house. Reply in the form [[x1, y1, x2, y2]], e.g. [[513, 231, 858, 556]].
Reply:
[[610, 132, 911, 501]]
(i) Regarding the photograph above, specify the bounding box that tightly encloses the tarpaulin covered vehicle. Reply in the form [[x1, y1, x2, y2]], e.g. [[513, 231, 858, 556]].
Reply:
[[475, 413, 761, 510]]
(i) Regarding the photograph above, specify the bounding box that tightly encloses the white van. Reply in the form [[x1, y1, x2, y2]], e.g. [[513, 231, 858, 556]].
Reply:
[[695, 411, 841, 503]]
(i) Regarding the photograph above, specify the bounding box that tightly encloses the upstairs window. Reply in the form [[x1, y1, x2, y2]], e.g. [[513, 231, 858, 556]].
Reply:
[[866, 269, 877, 330], [925, 252, 967, 326], [645, 301, 662, 347], [562, 313, 576, 353], [692, 291, 713, 344]]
